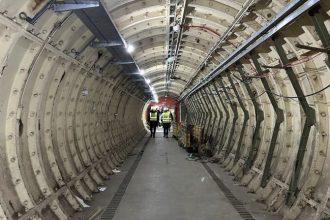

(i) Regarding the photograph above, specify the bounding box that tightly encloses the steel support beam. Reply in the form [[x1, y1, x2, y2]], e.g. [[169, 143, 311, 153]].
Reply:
[[272, 36, 316, 206], [186, 98, 194, 124], [191, 95, 201, 125], [308, 6, 330, 68], [295, 43, 330, 53], [206, 85, 223, 147], [180, 0, 320, 101], [219, 77, 238, 161], [197, 92, 208, 126], [250, 54, 285, 187], [212, 81, 230, 154], [63, 0, 147, 93], [236, 65, 264, 173], [204, 86, 219, 146], [226, 73, 249, 160], [200, 88, 214, 141]]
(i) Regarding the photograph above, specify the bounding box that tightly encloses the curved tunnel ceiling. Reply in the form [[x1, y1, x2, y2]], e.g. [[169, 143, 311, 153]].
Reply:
[[0, 0, 329, 219], [106, 0, 289, 98]]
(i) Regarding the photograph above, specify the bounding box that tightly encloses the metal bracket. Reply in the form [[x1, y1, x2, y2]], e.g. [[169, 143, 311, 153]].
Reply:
[[295, 43, 330, 53], [261, 65, 285, 69], [19, 0, 54, 24], [19, 1, 99, 24]]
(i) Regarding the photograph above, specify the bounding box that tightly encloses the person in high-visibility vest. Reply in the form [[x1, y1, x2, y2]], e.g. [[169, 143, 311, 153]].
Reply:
[[148, 106, 159, 138], [161, 107, 173, 138]]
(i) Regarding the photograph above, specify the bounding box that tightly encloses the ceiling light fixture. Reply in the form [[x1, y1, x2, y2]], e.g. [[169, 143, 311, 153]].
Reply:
[[166, 56, 176, 63], [173, 24, 180, 32], [126, 44, 135, 53]]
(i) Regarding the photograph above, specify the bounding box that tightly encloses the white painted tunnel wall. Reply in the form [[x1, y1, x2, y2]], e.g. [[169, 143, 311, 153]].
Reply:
[[0, 0, 329, 220], [0, 1, 147, 219], [183, 2, 330, 219]]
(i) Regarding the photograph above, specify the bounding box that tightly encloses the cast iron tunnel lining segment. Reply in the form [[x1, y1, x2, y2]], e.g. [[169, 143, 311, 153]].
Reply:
[[0, 0, 328, 219]]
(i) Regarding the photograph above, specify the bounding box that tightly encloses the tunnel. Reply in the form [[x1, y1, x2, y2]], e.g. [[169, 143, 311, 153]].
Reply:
[[0, 0, 329, 219]]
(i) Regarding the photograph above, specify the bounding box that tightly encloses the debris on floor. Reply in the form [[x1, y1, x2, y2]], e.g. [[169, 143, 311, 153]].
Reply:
[[75, 196, 91, 208], [112, 168, 121, 173], [97, 187, 107, 192]]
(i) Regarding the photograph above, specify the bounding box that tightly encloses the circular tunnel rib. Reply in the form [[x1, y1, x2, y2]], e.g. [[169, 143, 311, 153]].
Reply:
[[0, 0, 329, 220]]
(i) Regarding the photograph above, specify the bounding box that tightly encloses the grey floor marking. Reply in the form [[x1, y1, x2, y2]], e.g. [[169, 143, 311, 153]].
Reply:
[[202, 162, 256, 220], [100, 137, 151, 220]]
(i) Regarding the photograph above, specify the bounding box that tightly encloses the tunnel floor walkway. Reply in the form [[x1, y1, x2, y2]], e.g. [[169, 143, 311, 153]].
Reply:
[[73, 132, 281, 220]]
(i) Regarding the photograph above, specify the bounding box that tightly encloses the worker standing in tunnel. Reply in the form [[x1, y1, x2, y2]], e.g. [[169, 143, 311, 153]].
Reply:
[[161, 107, 173, 138], [148, 106, 159, 138]]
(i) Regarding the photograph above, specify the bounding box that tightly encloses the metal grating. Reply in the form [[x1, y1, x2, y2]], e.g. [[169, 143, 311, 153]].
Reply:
[[100, 137, 151, 219], [202, 163, 256, 220]]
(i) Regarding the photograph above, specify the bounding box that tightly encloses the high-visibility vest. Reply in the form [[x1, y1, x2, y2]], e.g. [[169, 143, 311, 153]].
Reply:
[[150, 112, 157, 121], [162, 111, 171, 123]]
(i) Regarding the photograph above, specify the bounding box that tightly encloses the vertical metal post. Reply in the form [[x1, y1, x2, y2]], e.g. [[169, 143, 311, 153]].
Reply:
[[250, 53, 284, 187], [272, 36, 316, 206], [226, 72, 250, 160]]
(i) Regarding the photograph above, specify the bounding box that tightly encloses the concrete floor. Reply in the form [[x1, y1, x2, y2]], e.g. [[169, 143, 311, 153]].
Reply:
[[73, 131, 281, 220]]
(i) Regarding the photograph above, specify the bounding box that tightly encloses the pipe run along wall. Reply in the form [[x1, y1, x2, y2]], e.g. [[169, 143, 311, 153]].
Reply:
[[0, 2, 147, 219]]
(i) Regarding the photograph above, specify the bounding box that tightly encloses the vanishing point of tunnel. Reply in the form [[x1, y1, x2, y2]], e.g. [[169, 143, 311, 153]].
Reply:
[[0, 0, 329, 219]]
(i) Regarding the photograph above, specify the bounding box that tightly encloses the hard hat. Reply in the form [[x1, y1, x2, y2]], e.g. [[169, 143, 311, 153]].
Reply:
[[163, 107, 169, 111]]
